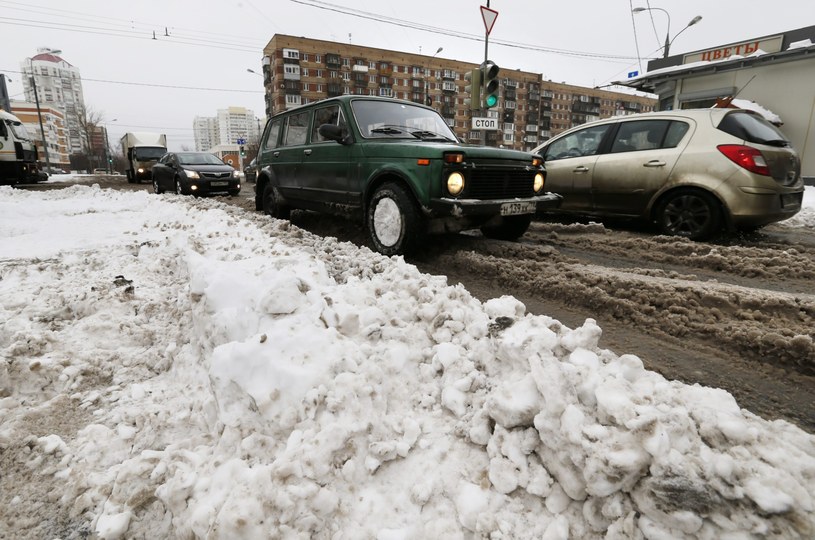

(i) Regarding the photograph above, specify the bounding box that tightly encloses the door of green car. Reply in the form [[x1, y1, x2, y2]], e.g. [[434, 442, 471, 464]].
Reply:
[[274, 110, 310, 202], [299, 103, 359, 207]]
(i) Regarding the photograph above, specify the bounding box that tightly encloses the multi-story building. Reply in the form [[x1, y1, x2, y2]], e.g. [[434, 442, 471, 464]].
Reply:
[[193, 116, 218, 152], [20, 49, 87, 157], [10, 100, 69, 169], [258, 35, 657, 151], [193, 107, 261, 152]]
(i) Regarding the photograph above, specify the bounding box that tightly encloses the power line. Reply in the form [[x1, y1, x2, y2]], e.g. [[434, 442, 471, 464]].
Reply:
[[289, 0, 641, 62], [2, 68, 263, 93]]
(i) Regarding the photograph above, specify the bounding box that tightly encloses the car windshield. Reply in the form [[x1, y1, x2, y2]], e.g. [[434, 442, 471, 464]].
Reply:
[[7, 120, 32, 141], [351, 99, 457, 141], [133, 147, 167, 161], [177, 152, 226, 166]]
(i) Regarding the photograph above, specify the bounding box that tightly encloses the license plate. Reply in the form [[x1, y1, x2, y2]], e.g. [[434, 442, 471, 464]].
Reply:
[[781, 193, 801, 208], [211, 181, 229, 187], [500, 201, 536, 216]]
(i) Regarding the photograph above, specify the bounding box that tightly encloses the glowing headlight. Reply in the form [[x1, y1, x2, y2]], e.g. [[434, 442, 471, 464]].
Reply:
[[233, 170, 240, 178], [183, 169, 200, 179], [137, 167, 144, 173], [447, 171, 465, 196], [533, 172, 544, 193]]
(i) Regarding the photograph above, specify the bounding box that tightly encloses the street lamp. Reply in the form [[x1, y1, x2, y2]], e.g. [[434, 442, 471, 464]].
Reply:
[[104, 119, 117, 173], [425, 47, 443, 107], [28, 48, 61, 172], [633, 7, 702, 58]]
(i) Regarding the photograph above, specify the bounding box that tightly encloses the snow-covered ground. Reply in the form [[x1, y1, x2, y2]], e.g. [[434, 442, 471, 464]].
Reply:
[[0, 184, 814, 539]]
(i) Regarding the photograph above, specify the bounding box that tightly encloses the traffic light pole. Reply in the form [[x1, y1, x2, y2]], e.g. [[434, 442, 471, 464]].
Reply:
[[482, 0, 490, 146]]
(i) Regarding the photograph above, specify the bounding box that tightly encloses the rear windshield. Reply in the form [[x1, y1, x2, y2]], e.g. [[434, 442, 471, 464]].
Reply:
[[717, 111, 789, 147]]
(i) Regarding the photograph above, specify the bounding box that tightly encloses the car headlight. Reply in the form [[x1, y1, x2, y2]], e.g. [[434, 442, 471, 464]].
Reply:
[[447, 171, 465, 196], [183, 169, 200, 179], [533, 172, 544, 193], [233, 170, 240, 178], [137, 167, 144, 173]]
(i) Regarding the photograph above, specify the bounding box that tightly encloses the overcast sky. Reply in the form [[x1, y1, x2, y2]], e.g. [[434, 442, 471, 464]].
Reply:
[[1, 0, 812, 151]]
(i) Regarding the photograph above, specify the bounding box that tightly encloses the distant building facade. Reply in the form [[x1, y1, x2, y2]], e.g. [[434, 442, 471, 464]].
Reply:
[[20, 49, 87, 156], [257, 35, 657, 151], [193, 107, 261, 152], [10, 100, 69, 169], [620, 25, 815, 182]]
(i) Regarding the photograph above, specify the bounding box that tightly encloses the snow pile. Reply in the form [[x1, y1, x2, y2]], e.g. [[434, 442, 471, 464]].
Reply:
[[1, 185, 814, 539]]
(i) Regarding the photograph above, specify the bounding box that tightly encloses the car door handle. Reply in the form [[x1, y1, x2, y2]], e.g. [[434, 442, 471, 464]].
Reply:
[[572, 166, 590, 173], [643, 160, 666, 167], [273, 151, 280, 157], [303, 149, 312, 156]]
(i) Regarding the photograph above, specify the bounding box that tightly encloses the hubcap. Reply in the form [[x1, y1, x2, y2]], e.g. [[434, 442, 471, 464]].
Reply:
[[665, 195, 709, 236], [176, 180, 182, 195], [373, 197, 402, 247]]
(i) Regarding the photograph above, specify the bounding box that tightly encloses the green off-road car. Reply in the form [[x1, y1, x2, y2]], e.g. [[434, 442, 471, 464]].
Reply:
[[255, 95, 561, 255]]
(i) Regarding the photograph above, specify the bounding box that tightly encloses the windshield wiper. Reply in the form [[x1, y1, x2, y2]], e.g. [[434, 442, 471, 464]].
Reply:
[[410, 130, 454, 142], [370, 127, 405, 135]]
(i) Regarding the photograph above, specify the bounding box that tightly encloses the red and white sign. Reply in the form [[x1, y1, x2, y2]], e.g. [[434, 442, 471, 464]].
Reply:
[[480, 6, 498, 35]]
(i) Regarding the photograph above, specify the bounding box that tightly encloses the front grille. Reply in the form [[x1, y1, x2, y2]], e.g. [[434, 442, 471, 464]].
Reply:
[[201, 171, 231, 179], [467, 167, 534, 199]]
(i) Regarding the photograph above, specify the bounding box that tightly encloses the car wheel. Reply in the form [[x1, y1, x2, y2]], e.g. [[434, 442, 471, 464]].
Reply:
[[367, 181, 425, 256], [153, 178, 164, 194], [126, 170, 135, 184], [656, 189, 722, 240], [175, 177, 185, 196], [228, 189, 240, 197], [480, 214, 533, 240], [262, 183, 290, 219]]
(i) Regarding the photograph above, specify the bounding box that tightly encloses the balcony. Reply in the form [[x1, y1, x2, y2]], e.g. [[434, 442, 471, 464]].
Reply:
[[327, 83, 342, 97], [353, 75, 367, 87], [325, 54, 341, 68], [442, 105, 456, 117], [441, 81, 457, 93], [378, 63, 393, 76]]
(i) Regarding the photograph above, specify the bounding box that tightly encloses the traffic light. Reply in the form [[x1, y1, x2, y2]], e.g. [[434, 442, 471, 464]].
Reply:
[[464, 68, 481, 111], [240, 145, 245, 157], [482, 61, 500, 109]]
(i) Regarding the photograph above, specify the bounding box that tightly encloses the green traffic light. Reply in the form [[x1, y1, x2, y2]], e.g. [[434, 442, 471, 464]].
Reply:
[[485, 94, 498, 108]]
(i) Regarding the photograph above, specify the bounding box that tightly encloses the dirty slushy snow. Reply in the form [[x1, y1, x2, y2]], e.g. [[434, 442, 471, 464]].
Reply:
[[1, 184, 814, 539]]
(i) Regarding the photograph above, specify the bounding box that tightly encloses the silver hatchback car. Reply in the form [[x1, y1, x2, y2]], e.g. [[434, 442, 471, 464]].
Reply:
[[533, 109, 803, 239]]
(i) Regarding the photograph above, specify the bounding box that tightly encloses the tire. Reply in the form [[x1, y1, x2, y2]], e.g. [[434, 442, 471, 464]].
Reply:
[[126, 170, 135, 184], [153, 177, 164, 194], [481, 215, 533, 240], [655, 189, 722, 240], [175, 177, 185, 196], [228, 189, 240, 197], [262, 183, 290, 219], [367, 181, 425, 256]]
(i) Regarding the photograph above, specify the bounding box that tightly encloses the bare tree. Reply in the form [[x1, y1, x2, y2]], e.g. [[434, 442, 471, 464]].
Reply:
[[75, 104, 104, 171]]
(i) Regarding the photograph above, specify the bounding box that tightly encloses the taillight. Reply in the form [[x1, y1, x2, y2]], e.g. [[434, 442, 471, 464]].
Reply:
[[717, 145, 770, 176]]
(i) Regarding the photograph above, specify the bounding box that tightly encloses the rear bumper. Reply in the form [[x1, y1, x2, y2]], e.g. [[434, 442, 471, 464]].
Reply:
[[429, 192, 562, 217], [728, 188, 804, 227]]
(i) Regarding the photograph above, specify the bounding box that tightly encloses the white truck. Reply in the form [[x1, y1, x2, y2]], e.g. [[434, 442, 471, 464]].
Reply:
[[0, 109, 45, 185], [120, 132, 167, 183]]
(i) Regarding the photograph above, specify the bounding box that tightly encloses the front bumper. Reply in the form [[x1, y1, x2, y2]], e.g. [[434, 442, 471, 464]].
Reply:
[[188, 180, 241, 195], [429, 192, 563, 217]]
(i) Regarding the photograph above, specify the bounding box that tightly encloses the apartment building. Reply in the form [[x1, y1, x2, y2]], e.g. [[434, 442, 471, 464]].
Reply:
[[10, 100, 69, 169], [193, 107, 261, 152], [258, 35, 657, 151], [20, 49, 87, 156]]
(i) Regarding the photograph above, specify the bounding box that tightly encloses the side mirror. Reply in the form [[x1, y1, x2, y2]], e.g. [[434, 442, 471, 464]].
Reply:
[[318, 124, 352, 145]]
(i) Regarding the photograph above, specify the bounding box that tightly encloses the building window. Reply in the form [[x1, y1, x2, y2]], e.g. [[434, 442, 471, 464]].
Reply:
[[283, 48, 300, 60], [342, 58, 350, 67], [379, 88, 393, 97]]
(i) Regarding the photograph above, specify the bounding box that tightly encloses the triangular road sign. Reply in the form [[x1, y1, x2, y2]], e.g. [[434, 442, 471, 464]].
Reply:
[[481, 6, 498, 35]]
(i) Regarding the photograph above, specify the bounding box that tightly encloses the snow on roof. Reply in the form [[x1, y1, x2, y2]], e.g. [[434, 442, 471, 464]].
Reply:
[[728, 98, 783, 125]]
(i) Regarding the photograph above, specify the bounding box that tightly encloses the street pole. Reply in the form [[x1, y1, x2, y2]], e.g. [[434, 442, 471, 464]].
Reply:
[[29, 59, 52, 172]]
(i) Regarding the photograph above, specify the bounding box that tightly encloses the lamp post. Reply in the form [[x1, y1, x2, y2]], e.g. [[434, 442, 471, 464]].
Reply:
[[425, 47, 443, 107], [28, 49, 61, 172], [633, 7, 702, 58], [104, 119, 117, 173]]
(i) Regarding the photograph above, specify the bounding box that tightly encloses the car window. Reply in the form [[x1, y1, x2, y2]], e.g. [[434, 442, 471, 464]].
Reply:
[[664, 121, 690, 148], [544, 124, 611, 160], [264, 120, 281, 151], [311, 104, 346, 143], [610, 120, 670, 153], [717, 111, 790, 146], [282, 112, 310, 147]]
